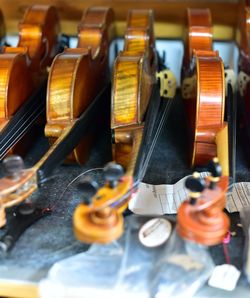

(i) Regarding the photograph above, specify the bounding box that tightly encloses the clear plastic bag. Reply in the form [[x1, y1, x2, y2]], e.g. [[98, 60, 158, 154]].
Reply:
[[39, 216, 161, 298], [150, 229, 214, 298], [39, 216, 214, 298]]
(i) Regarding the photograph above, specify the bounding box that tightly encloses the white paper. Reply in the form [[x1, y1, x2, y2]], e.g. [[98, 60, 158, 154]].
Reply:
[[208, 264, 241, 291], [129, 175, 250, 215]]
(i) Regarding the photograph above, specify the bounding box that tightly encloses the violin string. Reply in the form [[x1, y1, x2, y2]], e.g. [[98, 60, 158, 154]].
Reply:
[[0, 102, 45, 158], [111, 112, 235, 211], [109, 98, 173, 209], [0, 112, 44, 159], [47, 167, 104, 211], [0, 85, 46, 144], [137, 99, 172, 183], [42, 99, 170, 213], [0, 101, 44, 148], [0, 101, 41, 144]]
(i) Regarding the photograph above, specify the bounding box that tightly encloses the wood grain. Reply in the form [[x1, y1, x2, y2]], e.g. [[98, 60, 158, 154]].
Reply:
[[112, 9, 155, 168], [0, 0, 239, 34], [46, 7, 113, 164], [182, 8, 226, 167]]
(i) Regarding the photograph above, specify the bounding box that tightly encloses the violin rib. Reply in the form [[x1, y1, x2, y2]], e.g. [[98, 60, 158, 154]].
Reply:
[[46, 7, 114, 164], [111, 9, 156, 168], [0, 5, 61, 157], [185, 8, 212, 65], [183, 9, 226, 167]]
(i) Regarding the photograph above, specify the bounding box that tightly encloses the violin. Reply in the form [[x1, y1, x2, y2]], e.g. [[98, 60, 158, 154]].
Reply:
[[182, 9, 229, 175], [46, 6, 114, 164], [111, 9, 156, 169], [73, 9, 176, 244], [0, 5, 61, 158], [177, 158, 230, 246], [0, 6, 114, 227]]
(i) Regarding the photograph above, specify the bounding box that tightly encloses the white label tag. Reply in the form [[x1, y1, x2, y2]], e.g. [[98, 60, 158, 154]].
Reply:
[[138, 218, 172, 247], [208, 264, 241, 291], [129, 176, 250, 215]]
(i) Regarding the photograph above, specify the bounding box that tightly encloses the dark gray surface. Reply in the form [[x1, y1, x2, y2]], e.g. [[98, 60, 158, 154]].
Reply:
[[0, 92, 249, 296]]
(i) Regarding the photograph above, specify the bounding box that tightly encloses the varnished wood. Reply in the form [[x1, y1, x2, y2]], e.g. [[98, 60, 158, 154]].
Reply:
[[46, 7, 114, 164], [177, 175, 230, 246], [2, 5, 60, 86], [193, 51, 225, 165], [0, 7, 113, 228], [0, 5, 60, 159], [237, 1, 250, 54], [182, 9, 227, 168], [184, 8, 212, 67], [112, 9, 156, 168], [74, 176, 133, 243], [73, 9, 157, 244], [17, 5, 60, 82], [0, 0, 240, 37]]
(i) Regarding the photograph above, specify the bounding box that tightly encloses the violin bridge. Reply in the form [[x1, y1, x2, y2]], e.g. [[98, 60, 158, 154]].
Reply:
[[224, 68, 236, 95], [156, 69, 176, 99]]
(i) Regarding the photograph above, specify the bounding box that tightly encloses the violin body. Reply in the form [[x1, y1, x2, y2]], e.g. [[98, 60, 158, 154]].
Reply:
[[0, 53, 33, 131], [0, 7, 114, 228], [184, 8, 212, 67], [74, 9, 159, 244], [111, 9, 156, 168], [46, 7, 114, 164], [17, 5, 60, 83], [182, 9, 226, 167], [0, 5, 60, 156]]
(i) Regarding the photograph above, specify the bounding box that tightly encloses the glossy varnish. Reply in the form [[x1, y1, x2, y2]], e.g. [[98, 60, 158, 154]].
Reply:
[[183, 9, 226, 166], [0, 4, 60, 152], [46, 7, 114, 164]]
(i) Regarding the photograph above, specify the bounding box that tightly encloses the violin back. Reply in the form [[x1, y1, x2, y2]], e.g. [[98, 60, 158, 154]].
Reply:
[[45, 7, 114, 164]]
